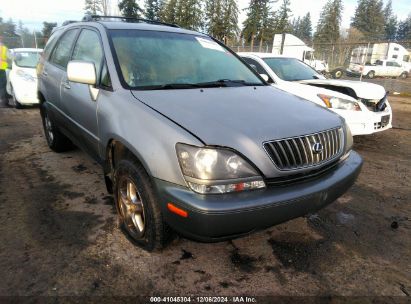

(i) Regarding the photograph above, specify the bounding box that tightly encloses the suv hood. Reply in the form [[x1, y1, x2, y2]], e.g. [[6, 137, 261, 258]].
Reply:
[[132, 86, 343, 176], [276, 80, 358, 106], [299, 79, 386, 100]]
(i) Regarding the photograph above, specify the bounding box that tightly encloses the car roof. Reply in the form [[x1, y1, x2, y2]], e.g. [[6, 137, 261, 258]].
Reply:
[[238, 52, 295, 59], [11, 48, 43, 52], [61, 21, 206, 37]]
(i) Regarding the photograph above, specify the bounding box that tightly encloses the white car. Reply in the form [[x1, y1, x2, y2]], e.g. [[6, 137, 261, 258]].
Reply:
[[6, 48, 42, 108], [348, 59, 408, 79], [239, 53, 392, 136]]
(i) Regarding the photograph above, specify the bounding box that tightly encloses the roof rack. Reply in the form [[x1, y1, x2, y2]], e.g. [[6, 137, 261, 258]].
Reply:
[[81, 15, 180, 28], [62, 20, 78, 26]]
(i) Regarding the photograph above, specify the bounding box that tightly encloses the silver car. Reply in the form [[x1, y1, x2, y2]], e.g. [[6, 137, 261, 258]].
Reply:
[[37, 16, 362, 251]]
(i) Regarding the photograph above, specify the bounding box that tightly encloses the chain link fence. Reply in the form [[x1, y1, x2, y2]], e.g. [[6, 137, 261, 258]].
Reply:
[[227, 39, 411, 94]]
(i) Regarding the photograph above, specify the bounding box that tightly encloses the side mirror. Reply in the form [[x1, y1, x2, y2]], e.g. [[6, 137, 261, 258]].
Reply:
[[67, 61, 96, 85], [260, 73, 269, 82]]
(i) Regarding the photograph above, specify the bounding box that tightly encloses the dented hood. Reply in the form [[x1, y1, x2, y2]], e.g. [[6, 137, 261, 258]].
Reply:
[[299, 79, 386, 100]]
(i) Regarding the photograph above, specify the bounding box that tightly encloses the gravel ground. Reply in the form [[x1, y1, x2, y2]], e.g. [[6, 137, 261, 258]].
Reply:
[[0, 96, 410, 300]]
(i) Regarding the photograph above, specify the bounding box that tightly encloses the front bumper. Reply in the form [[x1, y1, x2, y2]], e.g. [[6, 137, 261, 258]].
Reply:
[[334, 106, 392, 136], [154, 151, 363, 242]]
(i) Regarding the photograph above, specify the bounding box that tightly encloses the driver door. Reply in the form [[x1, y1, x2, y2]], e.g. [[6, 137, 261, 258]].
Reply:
[[60, 28, 104, 159]]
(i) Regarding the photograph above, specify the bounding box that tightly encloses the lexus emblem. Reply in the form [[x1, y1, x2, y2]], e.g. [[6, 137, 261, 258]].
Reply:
[[312, 142, 324, 154]]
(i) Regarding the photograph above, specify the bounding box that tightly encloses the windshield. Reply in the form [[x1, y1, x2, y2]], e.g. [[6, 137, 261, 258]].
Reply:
[[14, 51, 41, 68], [263, 57, 322, 81], [110, 30, 263, 89]]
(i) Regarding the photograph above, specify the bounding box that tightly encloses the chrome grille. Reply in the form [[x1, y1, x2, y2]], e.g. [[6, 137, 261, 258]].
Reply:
[[264, 128, 344, 170]]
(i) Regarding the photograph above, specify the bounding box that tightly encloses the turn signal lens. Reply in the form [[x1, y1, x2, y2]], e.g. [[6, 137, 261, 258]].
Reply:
[[167, 203, 188, 218]]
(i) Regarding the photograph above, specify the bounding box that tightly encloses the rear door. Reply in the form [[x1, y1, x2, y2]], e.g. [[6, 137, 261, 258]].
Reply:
[[59, 27, 105, 159], [42, 28, 79, 118]]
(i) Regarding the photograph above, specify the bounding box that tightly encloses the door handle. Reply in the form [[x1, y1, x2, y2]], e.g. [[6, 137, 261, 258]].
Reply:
[[42, 71, 48, 77], [62, 81, 71, 89]]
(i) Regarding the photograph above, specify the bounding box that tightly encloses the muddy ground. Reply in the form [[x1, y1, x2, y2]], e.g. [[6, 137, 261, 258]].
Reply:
[[0, 96, 410, 299]]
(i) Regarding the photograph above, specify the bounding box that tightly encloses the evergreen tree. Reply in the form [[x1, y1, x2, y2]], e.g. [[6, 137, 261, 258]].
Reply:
[[42, 22, 57, 38], [160, 0, 178, 24], [206, 0, 239, 40], [118, 0, 143, 18], [175, 0, 204, 30], [291, 12, 312, 42], [272, 0, 292, 34], [300, 13, 312, 42], [314, 0, 343, 44], [397, 15, 411, 41], [383, 0, 397, 40], [145, 0, 164, 21], [84, 0, 102, 15], [351, 0, 385, 40], [242, 0, 272, 47]]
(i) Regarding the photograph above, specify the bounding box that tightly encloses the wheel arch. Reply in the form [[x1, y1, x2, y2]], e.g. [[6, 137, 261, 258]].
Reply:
[[103, 137, 153, 194]]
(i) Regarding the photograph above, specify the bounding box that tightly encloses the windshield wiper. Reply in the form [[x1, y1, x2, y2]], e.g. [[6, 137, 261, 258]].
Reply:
[[137, 83, 201, 90], [195, 79, 264, 87]]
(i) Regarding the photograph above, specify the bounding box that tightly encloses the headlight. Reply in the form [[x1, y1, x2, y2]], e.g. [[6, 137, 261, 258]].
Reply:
[[16, 69, 35, 82], [318, 94, 361, 111], [176, 143, 266, 194]]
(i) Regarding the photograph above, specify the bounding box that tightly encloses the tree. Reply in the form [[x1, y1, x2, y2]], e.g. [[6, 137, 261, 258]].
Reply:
[[205, 0, 238, 41], [314, 0, 343, 44], [175, 0, 204, 30], [272, 0, 292, 34], [85, 0, 102, 15], [383, 0, 397, 40], [145, 0, 164, 21], [351, 0, 385, 41], [300, 13, 312, 42], [118, 0, 143, 18], [242, 0, 273, 47], [397, 15, 411, 41], [221, 0, 239, 41], [160, 0, 179, 23], [290, 12, 312, 42], [42, 22, 57, 38]]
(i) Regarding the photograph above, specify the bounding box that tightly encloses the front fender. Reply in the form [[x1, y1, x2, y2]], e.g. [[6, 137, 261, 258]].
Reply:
[[97, 90, 203, 187]]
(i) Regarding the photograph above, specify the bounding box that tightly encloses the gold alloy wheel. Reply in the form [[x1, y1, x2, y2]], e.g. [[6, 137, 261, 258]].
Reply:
[[118, 177, 146, 239]]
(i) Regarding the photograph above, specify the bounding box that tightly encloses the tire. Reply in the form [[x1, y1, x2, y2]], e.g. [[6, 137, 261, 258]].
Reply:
[[10, 85, 22, 109], [114, 158, 170, 251], [332, 68, 344, 79], [367, 71, 375, 79], [40, 104, 73, 152], [400, 72, 408, 79]]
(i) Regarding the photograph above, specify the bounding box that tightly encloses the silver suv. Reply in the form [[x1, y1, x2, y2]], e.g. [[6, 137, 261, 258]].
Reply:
[[37, 16, 362, 251]]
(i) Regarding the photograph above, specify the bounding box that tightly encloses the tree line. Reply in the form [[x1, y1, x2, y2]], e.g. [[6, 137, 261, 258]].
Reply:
[[0, 0, 410, 50], [85, 0, 411, 45]]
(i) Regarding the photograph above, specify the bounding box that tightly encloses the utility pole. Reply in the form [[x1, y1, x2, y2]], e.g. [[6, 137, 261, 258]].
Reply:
[[33, 31, 38, 49]]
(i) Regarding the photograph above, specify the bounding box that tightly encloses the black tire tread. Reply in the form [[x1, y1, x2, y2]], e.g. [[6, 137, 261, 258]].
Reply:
[[40, 104, 73, 152], [114, 157, 170, 251]]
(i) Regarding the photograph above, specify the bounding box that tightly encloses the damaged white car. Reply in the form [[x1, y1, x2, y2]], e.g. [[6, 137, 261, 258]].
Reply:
[[239, 53, 392, 136]]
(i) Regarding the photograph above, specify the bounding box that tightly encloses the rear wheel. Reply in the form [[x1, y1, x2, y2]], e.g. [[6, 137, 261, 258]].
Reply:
[[40, 104, 73, 152], [367, 71, 375, 79], [400, 72, 408, 79], [114, 158, 170, 251]]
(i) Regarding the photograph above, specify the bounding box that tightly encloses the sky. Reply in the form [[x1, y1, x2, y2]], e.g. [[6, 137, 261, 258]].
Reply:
[[0, 0, 410, 33]]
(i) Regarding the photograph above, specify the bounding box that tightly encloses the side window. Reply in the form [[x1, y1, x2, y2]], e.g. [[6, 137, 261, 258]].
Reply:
[[386, 61, 394, 67], [43, 29, 63, 60], [50, 29, 79, 69], [72, 29, 104, 77], [100, 62, 112, 88]]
